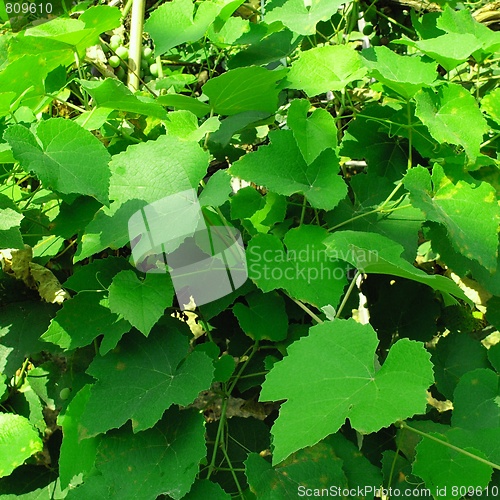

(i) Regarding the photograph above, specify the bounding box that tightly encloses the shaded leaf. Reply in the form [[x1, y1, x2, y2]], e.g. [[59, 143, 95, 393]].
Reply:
[[80, 324, 214, 436], [404, 165, 500, 272]]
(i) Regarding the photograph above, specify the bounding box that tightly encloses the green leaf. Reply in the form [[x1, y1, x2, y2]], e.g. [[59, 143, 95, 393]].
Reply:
[[230, 186, 265, 219], [233, 290, 288, 341], [432, 333, 490, 400], [79, 5, 122, 35], [4, 119, 111, 204], [413, 33, 482, 72], [247, 225, 348, 308], [452, 369, 500, 431], [58, 385, 98, 489], [286, 99, 337, 164], [108, 271, 173, 336], [199, 169, 232, 207], [79, 79, 167, 119], [260, 319, 434, 464], [328, 433, 383, 496], [156, 94, 211, 117], [340, 103, 408, 181], [425, 223, 500, 297], [76, 135, 208, 261], [404, 165, 500, 272], [182, 479, 231, 499], [481, 88, 500, 126], [64, 256, 133, 292], [0, 194, 23, 248], [436, 5, 500, 55], [265, 0, 346, 36], [227, 29, 299, 69], [361, 46, 437, 99], [286, 45, 366, 96], [413, 433, 493, 499], [145, 0, 227, 55], [203, 66, 287, 115], [164, 110, 220, 141], [414, 84, 488, 162], [324, 230, 470, 302], [75, 200, 146, 262], [108, 135, 208, 207], [0, 414, 43, 478], [0, 301, 58, 377], [80, 324, 214, 436], [229, 129, 347, 210], [71, 408, 206, 499], [41, 292, 131, 353], [245, 447, 346, 499]]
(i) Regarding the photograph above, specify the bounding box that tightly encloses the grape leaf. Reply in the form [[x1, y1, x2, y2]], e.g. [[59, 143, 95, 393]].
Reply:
[[57, 385, 98, 489], [41, 291, 131, 353], [413, 433, 493, 499], [324, 230, 471, 302], [64, 256, 132, 292], [79, 79, 167, 119], [437, 5, 500, 55], [0, 301, 58, 377], [245, 447, 346, 499], [414, 84, 488, 162], [108, 271, 173, 336], [76, 135, 209, 261], [145, 0, 229, 55], [265, 0, 346, 36], [182, 479, 231, 499], [361, 46, 437, 99], [286, 45, 366, 96], [413, 33, 482, 71], [4, 118, 111, 204], [247, 225, 348, 308], [233, 290, 288, 341], [404, 165, 500, 272], [340, 103, 408, 181], [70, 408, 205, 500], [260, 318, 434, 464], [156, 94, 211, 117], [203, 66, 287, 115], [481, 88, 500, 126], [80, 324, 214, 436], [229, 129, 347, 210], [452, 369, 500, 430], [286, 99, 337, 164], [0, 414, 43, 478], [0, 195, 23, 248], [432, 333, 490, 400]]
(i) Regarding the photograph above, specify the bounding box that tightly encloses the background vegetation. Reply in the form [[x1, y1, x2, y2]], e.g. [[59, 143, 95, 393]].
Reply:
[[1, 0, 500, 498]]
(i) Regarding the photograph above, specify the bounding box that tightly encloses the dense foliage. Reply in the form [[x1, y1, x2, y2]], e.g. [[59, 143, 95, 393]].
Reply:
[[1, 0, 500, 498]]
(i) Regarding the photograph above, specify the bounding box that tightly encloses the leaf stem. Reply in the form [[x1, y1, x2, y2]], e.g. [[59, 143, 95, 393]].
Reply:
[[399, 421, 500, 471], [335, 270, 361, 319], [289, 296, 324, 324]]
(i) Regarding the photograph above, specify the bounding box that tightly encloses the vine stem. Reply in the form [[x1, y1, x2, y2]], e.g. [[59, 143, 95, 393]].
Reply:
[[289, 297, 324, 324], [127, 0, 146, 91], [399, 421, 500, 471], [335, 270, 361, 319]]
